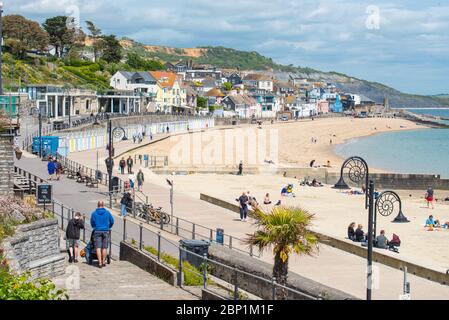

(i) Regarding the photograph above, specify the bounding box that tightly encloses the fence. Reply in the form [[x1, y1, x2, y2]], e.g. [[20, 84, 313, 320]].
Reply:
[[13, 166, 47, 198], [122, 222, 320, 300], [16, 165, 320, 300], [55, 153, 258, 258]]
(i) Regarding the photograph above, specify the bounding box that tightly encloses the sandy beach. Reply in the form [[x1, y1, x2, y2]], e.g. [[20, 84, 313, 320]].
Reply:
[[124, 117, 424, 171]]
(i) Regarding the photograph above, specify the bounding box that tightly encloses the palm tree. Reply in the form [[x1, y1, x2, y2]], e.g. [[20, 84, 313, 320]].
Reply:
[[245, 206, 318, 299]]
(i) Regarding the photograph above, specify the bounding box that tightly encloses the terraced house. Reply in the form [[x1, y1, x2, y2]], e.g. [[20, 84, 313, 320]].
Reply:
[[149, 71, 187, 114]]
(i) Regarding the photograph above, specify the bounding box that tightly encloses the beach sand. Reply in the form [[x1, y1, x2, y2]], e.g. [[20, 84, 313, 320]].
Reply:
[[124, 117, 424, 171]]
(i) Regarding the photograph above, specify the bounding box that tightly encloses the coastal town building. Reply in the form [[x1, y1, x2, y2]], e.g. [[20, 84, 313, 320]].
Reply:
[[110, 71, 158, 98], [149, 71, 186, 113], [221, 93, 259, 118], [242, 74, 274, 92]]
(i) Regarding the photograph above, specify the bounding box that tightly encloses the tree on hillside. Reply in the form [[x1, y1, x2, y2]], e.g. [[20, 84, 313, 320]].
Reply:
[[126, 52, 165, 70], [2, 15, 49, 59], [245, 207, 318, 299], [99, 35, 123, 63], [85, 21, 102, 62], [43, 16, 83, 57]]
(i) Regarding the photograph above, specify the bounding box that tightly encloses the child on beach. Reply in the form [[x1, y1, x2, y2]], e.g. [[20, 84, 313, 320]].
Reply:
[[425, 186, 434, 209]]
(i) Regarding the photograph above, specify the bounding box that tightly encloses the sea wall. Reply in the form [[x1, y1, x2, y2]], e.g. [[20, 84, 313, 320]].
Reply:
[[1, 218, 66, 280]]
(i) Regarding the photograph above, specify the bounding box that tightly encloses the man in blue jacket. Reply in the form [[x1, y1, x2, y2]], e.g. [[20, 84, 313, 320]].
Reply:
[[47, 158, 56, 180], [90, 201, 114, 268]]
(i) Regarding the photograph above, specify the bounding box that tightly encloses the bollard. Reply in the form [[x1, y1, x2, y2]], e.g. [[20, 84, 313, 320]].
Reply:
[[157, 232, 161, 261], [272, 277, 277, 300]]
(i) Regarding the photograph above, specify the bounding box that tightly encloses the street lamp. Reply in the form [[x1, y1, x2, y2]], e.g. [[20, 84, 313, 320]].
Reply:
[[0, 1, 4, 95], [104, 115, 126, 207], [334, 156, 373, 300], [31, 107, 45, 159]]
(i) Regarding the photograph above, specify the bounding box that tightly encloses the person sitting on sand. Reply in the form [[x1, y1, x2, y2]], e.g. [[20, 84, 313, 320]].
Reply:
[[347, 222, 356, 241], [425, 215, 440, 228], [355, 224, 365, 242], [264, 193, 272, 205], [312, 178, 323, 187], [281, 184, 295, 197]]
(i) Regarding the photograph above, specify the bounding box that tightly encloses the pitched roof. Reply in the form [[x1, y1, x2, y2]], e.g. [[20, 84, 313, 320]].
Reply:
[[224, 94, 257, 105], [243, 73, 272, 81], [285, 95, 296, 104], [149, 71, 178, 88], [205, 87, 225, 97]]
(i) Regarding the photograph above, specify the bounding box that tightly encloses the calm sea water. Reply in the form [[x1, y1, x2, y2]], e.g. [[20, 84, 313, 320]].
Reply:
[[334, 128, 449, 178]]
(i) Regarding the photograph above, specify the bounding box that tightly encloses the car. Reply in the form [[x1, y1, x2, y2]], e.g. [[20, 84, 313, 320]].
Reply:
[[280, 115, 289, 121]]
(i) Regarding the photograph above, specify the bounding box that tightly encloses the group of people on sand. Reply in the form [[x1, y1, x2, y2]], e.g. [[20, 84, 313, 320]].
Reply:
[[425, 215, 448, 230], [347, 222, 401, 252]]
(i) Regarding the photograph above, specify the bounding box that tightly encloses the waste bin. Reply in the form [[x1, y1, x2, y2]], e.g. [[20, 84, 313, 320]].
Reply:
[[95, 170, 103, 181], [179, 239, 210, 269], [111, 176, 119, 190]]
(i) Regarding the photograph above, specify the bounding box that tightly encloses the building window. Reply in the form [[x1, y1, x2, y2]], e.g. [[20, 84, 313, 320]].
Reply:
[[86, 100, 90, 110]]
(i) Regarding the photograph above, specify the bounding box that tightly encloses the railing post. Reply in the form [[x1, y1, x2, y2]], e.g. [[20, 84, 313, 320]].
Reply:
[[178, 246, 183, 287], [123, 218, 127, 242], [250, 245, 253, 257], [233, 268, 239, 300], [157, 231, 161, 261], [210, 229, 213, 241], [192, 223, 195, 239], [202, 253, 207, 289], [61, 205, 64, 230], [139, 223, 143, 251], [82, 214, 86, 243], [272, 277, 277, 300], [52, 200, 55, 215], [229, 236, 233, 249], [176, 217, 179, 236]]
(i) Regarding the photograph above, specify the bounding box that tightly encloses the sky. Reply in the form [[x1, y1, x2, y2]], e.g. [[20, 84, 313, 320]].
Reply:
[[7, 0, 449, 95]]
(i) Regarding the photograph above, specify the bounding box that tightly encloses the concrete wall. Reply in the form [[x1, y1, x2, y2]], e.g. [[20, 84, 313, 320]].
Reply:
[[1, 218, 65, 280], [119, 241, 179, 286], [0, 135, 14, 195], [208, 245, 357, 300]]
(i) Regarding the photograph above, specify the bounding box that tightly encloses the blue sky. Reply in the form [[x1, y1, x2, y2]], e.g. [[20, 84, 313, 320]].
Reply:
[[7, 0, 449, 95]]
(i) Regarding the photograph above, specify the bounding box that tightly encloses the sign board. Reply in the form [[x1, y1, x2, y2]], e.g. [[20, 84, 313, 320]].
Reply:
[[37, 184, 52, 204], [216, 228, 224, 245]]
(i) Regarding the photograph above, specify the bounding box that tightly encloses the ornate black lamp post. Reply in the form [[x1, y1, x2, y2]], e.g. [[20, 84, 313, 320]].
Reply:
[[375, 190, 410, 236], [104, 115, 126, 207], [334, 156, 373, 300]]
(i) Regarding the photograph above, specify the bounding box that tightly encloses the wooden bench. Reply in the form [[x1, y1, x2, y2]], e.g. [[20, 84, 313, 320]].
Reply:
[[76, 174, 88, 183], [66, 170, 76, 179]]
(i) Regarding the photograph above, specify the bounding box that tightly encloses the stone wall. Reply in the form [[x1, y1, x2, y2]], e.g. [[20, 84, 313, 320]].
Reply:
[[0, 134, 14, 195], [1, 218, 66, 280], [208, 245, 357, 300]]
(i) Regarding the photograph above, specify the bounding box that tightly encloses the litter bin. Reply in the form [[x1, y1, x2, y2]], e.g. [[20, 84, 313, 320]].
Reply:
[[231, 120, 237, 125], [95, 170, 103, 181], [179, 239, 210, 269], [111, 176, 119, 191]]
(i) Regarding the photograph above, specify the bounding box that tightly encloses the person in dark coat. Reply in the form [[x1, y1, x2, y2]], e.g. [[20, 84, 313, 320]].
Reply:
[[347, 222, 356, 241], [355, 224, 365, 242], [126, 156, 133, 174], [66, 212, 84, 263], [120, 192, 133, 217], [119, 157, 126, 174]]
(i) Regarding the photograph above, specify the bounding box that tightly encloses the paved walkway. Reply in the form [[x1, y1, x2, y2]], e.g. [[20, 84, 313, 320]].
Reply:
[[15, 145, 449, 300]]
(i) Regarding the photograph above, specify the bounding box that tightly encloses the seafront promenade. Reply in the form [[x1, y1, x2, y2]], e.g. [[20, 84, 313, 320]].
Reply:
[[26, 138, 449, 299]]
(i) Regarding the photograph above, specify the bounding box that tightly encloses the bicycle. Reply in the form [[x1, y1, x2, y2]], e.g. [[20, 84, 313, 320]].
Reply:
[[135, 202, 170, 225]]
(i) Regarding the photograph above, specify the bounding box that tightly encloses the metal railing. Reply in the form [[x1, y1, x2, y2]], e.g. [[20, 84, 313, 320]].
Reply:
[[13, 166, 47, 197], [123, 221, 320, 300], [56, 154, 258, 258]]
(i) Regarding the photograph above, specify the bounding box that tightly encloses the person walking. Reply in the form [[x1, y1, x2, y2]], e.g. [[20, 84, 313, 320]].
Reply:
[[55, 159, 63, 181], [120, 192, 132, 217], [119, 157, 126, 175], [137, 169, 144, 192], [238, 161, 243, 175], [66, 212, 84, 263], [425, 186, 434, 209], [238, 192, 249, 222], [166, 125, 170, 134], [47, 158, 56, 180], [90, 201, 114, 268], [127, 156, 133, 174]]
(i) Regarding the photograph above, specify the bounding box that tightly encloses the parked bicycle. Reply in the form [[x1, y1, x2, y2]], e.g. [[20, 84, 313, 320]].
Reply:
[[135, 203, 170, 225]]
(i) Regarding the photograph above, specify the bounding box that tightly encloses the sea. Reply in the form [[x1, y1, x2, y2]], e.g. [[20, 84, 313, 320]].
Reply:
[[334, 109, 449, 178]]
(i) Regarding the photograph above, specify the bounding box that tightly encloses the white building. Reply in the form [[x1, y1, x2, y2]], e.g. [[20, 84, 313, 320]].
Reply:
[[110, 71, 159, 97], [242, 74, 274, 92]]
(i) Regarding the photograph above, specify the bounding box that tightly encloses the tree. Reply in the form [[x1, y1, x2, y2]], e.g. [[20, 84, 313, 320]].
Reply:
[[2, 15, 49, 59], [197, 96, 208, 110], [99, 35, 123, 63], [126, 52, 165, 70], [85, 21, 102, 62], [43, 16, 83, 57], [245, 207, 318, 299], [223, 82, 232, 91]]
